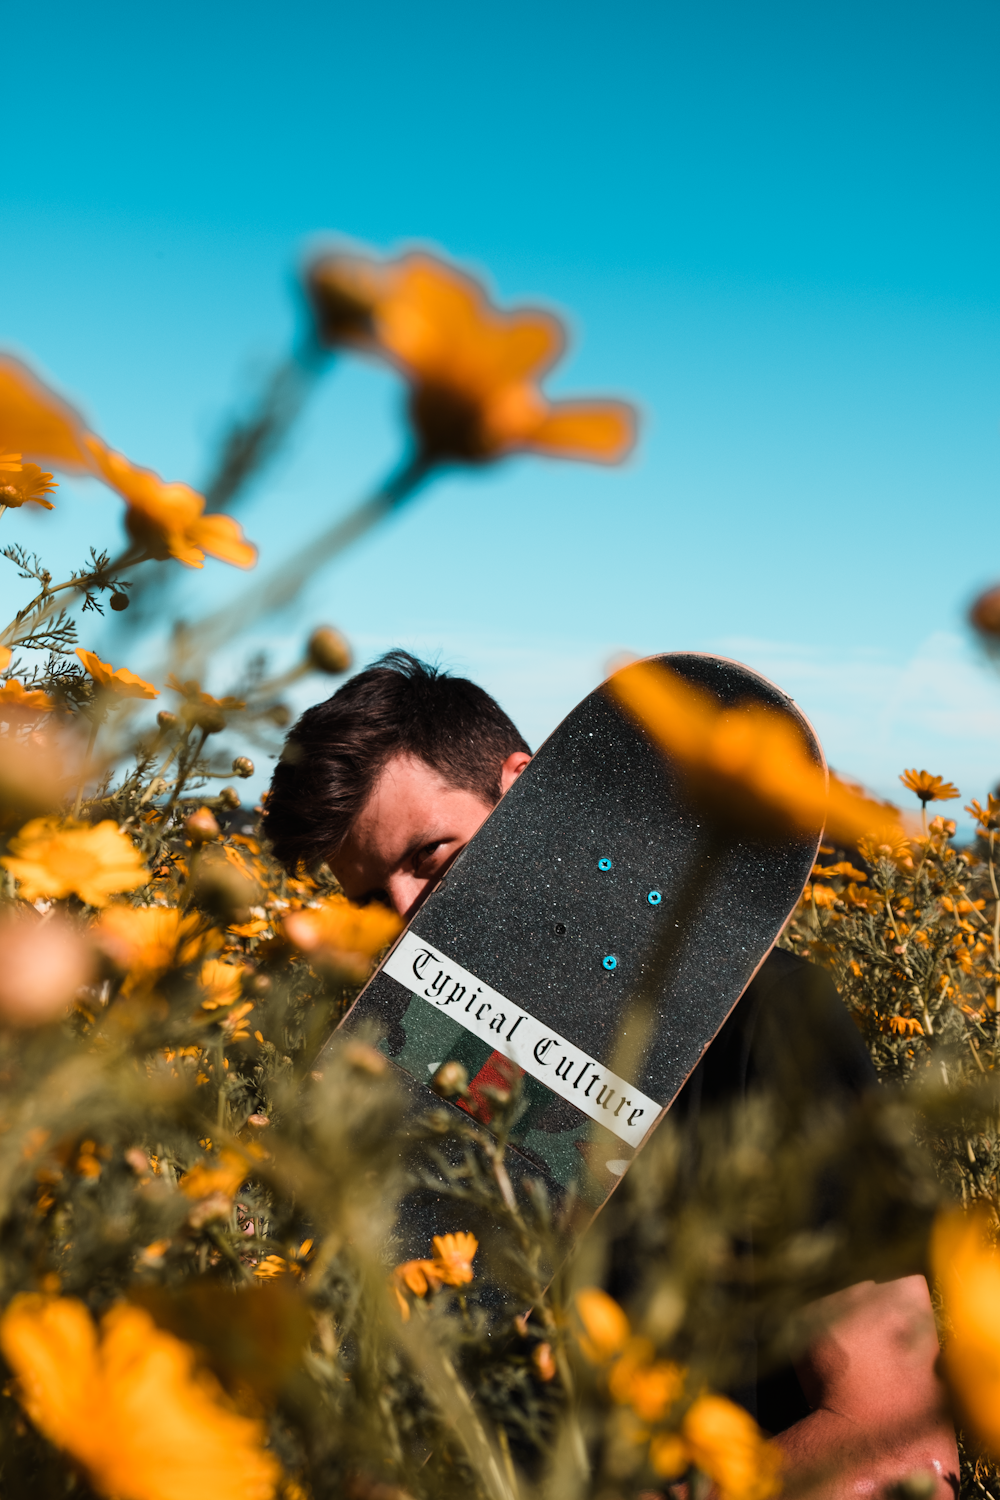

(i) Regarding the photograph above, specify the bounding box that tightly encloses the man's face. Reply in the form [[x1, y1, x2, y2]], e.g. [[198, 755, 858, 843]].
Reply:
[[329, 750, 531, 919]]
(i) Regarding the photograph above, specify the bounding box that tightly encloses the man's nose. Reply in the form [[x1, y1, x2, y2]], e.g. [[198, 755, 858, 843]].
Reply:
[[383, 872, 433, 921]]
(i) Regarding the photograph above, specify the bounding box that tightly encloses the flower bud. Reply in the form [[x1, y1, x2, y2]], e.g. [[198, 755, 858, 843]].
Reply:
[[185, 807, 221, 843], [248, 972, 271, 996], [217, 786, 241, 810], [247, 1113, 270, 1128], [266, 704, 291, 728], [344, 1040, 388, 1076], [430, 1060, 469, 1098], [232, 756, 254, 779], [156, 710, 178, 731], [307, 626, 352, 676], [972, 584, 1000, 639], [109, 592, 130, 612]]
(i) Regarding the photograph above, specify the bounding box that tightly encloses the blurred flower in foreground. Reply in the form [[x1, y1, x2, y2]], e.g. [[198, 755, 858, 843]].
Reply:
[[2, 817, 148, 906], [283, 894, 402, 982], [0, 1294, 279, 1500], [607, 658, 905, 846], [575, 1286, 631, 1361], [95, 905, 216, 993], [651, 1394, 783, 1500], [0, 679, 58, 715], [0, 907, 94, 1025], [932, 1207, 1000, 1454], [574, 1288, 780, 1500], [307, 250, 637, 466], [0, 453, 57, 510], [899, 769, 960, 807], [76, 648, 159, 701], [180, 1147, 250, 1202], [0, 355, 256, 569], [392, 1232, 478, 1319]]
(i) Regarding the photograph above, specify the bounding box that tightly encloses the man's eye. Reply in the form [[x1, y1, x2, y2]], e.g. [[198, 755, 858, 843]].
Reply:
[[414, 842, 443, 871]]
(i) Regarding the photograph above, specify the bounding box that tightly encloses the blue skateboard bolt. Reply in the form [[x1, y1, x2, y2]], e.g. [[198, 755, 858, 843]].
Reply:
[[647, 890, 662, 906], [598, 857, 612, 871], [602, 955, 617, 971]]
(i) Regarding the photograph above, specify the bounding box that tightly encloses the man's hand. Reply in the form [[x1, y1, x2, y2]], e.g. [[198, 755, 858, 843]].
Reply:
[[775, 1275, 958, 1499]]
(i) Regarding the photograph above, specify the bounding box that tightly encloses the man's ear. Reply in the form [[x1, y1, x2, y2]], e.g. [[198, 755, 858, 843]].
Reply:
[[499, 751, 532, 794]]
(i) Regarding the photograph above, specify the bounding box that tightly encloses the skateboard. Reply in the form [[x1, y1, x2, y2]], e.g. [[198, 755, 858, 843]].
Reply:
[[328, 654, 823, 1266]]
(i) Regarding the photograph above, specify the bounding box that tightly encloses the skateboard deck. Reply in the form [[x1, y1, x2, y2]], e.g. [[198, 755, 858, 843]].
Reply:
[[328, 653, 823, 1268]]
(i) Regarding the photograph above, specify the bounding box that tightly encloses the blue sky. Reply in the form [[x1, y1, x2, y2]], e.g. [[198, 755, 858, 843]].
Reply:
[[1, 0, 998, 816]]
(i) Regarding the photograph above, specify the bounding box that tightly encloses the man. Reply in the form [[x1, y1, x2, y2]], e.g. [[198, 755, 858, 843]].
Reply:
[[264, 650, 958, 1497]]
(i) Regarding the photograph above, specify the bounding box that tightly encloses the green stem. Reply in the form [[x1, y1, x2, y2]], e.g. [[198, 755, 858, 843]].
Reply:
[[72, 718, 101, 820], [177, 454, 434, 665]]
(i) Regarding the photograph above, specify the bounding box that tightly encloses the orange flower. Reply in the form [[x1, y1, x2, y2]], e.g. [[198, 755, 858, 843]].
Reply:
[[931, 1207, 1000, 1454], [75, 649, 158, 701], [674, 1393, 782, 1500], [574, 1286, 631, 1362], [180, 1147, 250, 1201], [888, 1015, 924, 1036], [0, 680, 58, 715], [0, 455, 58, 510], [607, 658, 905, 847], [967, 795, 1000, 833], [94, 905, 217, 993], [0, 354, 256, 568], [2, 818, 148, 907], [167, 677, 246, 734], [900, 769, 960, 807], [608, 1338, 685, 1423], [198, 958, 244, 1011], [430, 1232, 478, 1287], [307, 251, 637, 466], [391, 1232, 479, 1318], [283, 895, 402, 982], [85, 439, 257, 570], [0, 1294, 279, 1500]]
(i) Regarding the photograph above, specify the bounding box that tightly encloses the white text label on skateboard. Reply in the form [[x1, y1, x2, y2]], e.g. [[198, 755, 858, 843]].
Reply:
[[382, 929, 660, 1151]]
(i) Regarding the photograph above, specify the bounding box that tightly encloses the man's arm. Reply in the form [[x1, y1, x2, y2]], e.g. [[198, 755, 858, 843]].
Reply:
[[774, 1275, 959, 1499]]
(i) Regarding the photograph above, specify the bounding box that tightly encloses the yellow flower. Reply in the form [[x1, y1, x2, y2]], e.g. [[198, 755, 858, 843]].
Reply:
[[900, 769, 960, 807], [0, 1294, 279, 1500], [94, 905, 217, 993], [391, 1233, 479, 1318], [0, 354, 256, 568], [75, 649, 158, 701], [85, 439, 257, 570], [607, 658, 905, 848], [608, 1339, 685, 1423], [574, 1286, 631, 1362], [0, 680, 58, 715], [180, 1147, 250, 1201], [199, 958, 244, 1011], [667, 1393, 782, 1500], [932, 1207, 1000, 1453], [0, 455, 58, 509], [430, 1231, 478, 1287], [889, 1015, 924, 1036], [167, 676, 246, 734], [221, 1000, 254, 1041], [252, 1255, 288, 1280], [3, 818, 148, 907], [283, 895, 402, 982], [967, 795, 1000, 832], [307, 250, 637, 466]]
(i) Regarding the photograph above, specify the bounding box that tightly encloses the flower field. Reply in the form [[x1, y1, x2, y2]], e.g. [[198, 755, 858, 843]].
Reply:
[[0, 242, 999, 1500]]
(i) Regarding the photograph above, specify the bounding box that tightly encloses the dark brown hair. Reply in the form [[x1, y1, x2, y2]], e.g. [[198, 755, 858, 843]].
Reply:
[[262, 651, 530, 873]]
